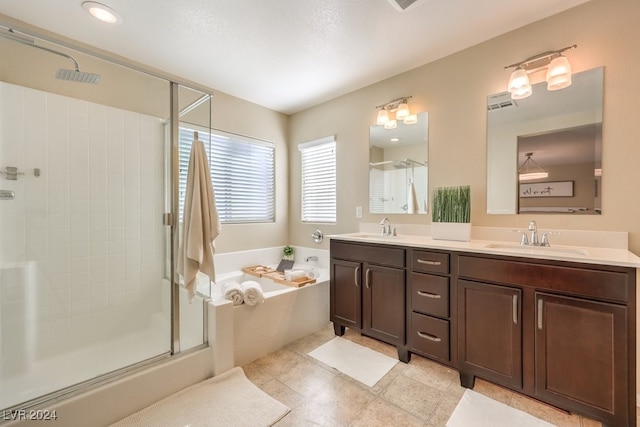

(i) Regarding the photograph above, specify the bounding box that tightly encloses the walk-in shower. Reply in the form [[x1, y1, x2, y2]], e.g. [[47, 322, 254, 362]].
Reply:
[[0, 24, 211, 414]]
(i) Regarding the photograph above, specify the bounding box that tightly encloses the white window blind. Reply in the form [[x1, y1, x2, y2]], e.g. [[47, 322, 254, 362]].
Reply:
[[179, 125, 275, 224], [299, 136, 336, 223]]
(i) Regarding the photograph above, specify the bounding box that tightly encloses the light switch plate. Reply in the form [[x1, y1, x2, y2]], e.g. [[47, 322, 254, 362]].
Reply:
[[356, 206, 362, 218]]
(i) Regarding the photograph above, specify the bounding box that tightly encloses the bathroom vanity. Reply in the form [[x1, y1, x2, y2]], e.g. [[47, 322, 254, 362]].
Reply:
[[329, 233, 638, 427]]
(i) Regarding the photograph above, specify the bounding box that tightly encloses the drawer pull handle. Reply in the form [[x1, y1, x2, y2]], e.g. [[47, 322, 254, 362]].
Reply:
[[417, 331, 441, 342], [365, 268, 371, 289], [537, 298, 543, 330], [417, 259, 441, 266], [354, 266, 360, 287], [417, 290, 441, 299], [512, 294, 518, 325]]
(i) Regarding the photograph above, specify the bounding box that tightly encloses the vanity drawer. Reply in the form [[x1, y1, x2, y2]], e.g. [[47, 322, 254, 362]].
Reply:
[[412, 250, 450, 274], [331, 240, 405, 268], [411, 273, 449, 318], [458, 255, 630, 303], [411, 312, 450, 361]]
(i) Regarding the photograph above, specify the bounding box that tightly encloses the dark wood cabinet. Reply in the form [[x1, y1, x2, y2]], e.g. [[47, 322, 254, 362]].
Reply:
[[362, 263, 405, 345], [535, 292, 629, 426], [330, 238, 636, 426], [457, 254, 636, 427], [408, 249, 455, 365], [330, 240, 408, 361], [458, 280, 522, 389], [330, 258, 361, 332]]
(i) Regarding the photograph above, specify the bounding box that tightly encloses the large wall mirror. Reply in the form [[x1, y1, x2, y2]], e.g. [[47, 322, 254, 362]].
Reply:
[[486, 67, 603, 214], [369, 112, 428, 214]]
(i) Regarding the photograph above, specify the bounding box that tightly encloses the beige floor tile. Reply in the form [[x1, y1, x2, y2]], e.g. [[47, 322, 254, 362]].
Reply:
[[277, 357, 336, 397], [580, 416, 602, 426], [286, 324, 335, 354], [351, 398, 425, 427], [258, 378, 305, 410], [472, 378, 514, 405], [426, 394, 463, 427], [510, 393, 581, 426], [402, 356, 458, 391], [275, 400, 346, 426], [381, 373, 443, 421]]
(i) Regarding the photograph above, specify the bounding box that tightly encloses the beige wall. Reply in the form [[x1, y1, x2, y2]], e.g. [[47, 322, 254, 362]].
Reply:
[[288, 0, 640, 255]]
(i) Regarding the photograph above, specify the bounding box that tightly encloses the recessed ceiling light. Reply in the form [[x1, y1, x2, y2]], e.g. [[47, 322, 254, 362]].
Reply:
[[82, 2, 122, 25], [390, 137, 400, 143]]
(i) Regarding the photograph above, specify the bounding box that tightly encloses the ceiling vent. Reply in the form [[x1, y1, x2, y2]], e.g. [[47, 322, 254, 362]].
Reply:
[[388, 0, 423, 11], [487, 92, 518, 111]]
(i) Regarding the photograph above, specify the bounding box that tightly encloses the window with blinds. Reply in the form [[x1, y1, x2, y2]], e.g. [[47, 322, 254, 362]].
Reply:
[[179, 125, 275, 224], [299, 136, 336, 223]]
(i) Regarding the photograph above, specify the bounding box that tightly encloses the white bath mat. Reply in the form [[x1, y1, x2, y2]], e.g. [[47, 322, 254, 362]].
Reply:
[[308, 337, 398, 387], [110, 367, 289, 427], [447, 389, 554, 427]]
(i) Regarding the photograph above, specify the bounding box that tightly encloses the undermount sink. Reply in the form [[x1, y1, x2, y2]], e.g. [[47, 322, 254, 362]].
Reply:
[[349, 233, 403, 240], [484, 243, 589, 256]]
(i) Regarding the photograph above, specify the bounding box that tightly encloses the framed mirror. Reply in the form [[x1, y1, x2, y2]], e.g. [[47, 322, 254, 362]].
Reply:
[[369, 112, 428, 214], [486, 67, 603, 214]]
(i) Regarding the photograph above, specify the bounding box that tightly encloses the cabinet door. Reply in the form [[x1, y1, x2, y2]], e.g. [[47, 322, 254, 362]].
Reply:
[[330, 259, 362, 330], [535, 292, 629, 426], [363, 263, 405, 345], [458, 280, 522, 389]]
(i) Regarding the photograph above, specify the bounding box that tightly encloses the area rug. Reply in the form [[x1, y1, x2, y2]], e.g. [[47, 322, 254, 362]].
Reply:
[[446, 389, 554, 427], [110, 367, 290, 427], [308, 337, 398, 387]]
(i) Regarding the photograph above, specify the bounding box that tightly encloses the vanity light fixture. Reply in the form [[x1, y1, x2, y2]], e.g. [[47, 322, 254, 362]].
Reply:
[[82, 1, 122, 25], [505, 45, 577, 100], [375, 96, 414, 126], [518, 152, 548, 181]]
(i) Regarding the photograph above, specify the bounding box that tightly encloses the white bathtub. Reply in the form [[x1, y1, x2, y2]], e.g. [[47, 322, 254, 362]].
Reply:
[[207, 247, 330, 372]]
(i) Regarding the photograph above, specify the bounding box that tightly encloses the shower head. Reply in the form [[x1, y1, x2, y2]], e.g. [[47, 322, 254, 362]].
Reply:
[[55, 68, 101, 84], [0, 27, 101, 84]]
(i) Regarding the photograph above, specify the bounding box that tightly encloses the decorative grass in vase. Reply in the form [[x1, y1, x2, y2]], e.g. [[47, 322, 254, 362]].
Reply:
[[431, 185, 471, 241]]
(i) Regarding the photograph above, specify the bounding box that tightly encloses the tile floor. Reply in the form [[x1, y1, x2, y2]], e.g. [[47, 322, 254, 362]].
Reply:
[[244, 323, 639, 427]]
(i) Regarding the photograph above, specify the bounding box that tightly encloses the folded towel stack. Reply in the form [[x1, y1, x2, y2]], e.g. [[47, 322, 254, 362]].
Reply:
[[222, 281, 244, 306], [240, 280, 265, 306]]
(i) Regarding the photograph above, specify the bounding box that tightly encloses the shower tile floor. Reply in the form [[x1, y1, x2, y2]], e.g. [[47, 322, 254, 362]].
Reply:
[[244, 323, 636, 426]]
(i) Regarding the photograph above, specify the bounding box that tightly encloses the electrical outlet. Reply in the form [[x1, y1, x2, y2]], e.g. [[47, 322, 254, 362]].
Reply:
[[356, 206, 362, 218]]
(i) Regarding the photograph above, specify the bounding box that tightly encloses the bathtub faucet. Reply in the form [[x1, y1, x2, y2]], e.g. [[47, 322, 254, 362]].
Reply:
[[305, 256, 318, 262]]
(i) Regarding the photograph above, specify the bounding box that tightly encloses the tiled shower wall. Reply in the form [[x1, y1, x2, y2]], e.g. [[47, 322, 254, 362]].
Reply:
[[0, 81, 168, 364]]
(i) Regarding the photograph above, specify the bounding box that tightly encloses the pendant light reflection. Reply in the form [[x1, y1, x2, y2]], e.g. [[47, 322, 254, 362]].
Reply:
[[518, 152, 548, 181]]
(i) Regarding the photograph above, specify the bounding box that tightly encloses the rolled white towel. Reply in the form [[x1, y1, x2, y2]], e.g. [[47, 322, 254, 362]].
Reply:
[[284, 269, 305, 281], [240, 280, 265, 306], [222, 281, 244, 306]]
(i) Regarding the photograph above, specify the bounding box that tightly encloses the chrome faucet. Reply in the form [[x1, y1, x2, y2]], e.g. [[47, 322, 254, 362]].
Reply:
[[380, 217, 391, 236], [528, 220, 539, 246], [519, 220, 551, 247]]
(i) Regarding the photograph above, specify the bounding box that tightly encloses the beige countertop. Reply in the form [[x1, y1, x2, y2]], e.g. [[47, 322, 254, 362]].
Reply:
[[329, 232, 640, 268]]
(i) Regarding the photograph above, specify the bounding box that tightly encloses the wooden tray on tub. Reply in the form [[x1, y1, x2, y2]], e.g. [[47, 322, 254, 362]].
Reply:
[[242, 265, 277, 277], [264, 271, 316, 288]]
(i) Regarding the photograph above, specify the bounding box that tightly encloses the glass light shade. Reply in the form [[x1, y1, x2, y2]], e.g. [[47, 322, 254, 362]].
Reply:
[[403, 114, 418, 124], [511, 84, 532, 100], [376, 109, 390, 125], [82, 2, 122, 24], [384, 119, 397, 129], [508, 68, 530, 93], [546, 56, 572, 90], [395, 102, 410, 120]]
